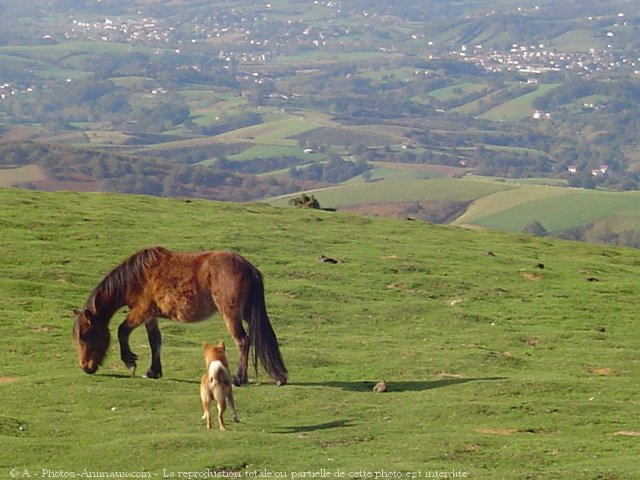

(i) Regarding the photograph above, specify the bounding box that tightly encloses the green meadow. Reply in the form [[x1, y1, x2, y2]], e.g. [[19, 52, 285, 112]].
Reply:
[[453, 186, 640, 233], [2, 188, 639, 478], [480, 84, 560, 120], [273, 178, 514, 209]]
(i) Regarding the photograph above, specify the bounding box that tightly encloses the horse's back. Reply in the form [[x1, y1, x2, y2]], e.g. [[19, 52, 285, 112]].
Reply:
[[144, 249, 257, 322]]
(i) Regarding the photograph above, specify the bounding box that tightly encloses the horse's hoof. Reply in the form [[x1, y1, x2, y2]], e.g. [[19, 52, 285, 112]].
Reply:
[[128, 365, 136, 378], [232, 376, 246, 387], [276, 379, 287, 387], [143, 370, 161, 379]]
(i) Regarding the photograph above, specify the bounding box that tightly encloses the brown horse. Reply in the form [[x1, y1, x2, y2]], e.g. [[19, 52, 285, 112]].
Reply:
[[72, 246, 287, 386]]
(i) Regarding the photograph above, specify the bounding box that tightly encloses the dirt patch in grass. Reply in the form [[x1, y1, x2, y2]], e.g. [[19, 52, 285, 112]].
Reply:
[[522, 272, 543, 281], [587, 367, 614, 376], [614, 431, 640, 437], [474, 427, 518, 435]]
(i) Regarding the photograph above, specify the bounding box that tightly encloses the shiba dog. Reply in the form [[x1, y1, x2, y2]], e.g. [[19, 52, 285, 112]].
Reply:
[[200, 341, 239, 430]]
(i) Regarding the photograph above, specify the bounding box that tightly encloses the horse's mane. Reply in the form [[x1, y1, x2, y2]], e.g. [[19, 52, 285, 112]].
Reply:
[[85, 246, 168, 313]]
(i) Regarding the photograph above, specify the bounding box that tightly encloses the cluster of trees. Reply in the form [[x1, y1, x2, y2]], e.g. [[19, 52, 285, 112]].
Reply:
[[0, 141, 303, 201], [527, 217, 640, 249], [288, 156, 370, 183]]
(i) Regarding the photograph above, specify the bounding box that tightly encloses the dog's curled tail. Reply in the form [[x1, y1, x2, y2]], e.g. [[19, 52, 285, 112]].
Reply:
[[209, 360, 232, 400]]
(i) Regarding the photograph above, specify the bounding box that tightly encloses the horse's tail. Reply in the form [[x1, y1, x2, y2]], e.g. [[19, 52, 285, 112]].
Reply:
[[245, 267, 288, 386]]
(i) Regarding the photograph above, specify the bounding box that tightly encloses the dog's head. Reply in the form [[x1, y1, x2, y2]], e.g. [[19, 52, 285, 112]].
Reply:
[[203, 340, 228, 367]]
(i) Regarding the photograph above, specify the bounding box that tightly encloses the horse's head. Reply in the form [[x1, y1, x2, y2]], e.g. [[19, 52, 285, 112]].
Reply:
[[72, 308, 110, 374]]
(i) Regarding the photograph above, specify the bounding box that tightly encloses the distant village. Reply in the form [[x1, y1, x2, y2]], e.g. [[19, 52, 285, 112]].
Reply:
[[2, 4, 639, 117], [46, 7, 640, 77]]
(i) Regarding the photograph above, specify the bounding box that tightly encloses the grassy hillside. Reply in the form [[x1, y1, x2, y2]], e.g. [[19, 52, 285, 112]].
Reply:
[[1, 188, 640, 478]]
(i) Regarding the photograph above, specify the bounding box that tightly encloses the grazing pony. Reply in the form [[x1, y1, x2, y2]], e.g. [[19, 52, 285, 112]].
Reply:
[[72, 247, 287, 386]]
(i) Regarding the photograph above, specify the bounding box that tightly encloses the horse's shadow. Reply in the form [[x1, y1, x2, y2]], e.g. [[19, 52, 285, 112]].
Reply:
[[293, 376, 507, 392], [97, 372, 199, 384], [273, 377, 506, 434], [98, 375, 506, 391]]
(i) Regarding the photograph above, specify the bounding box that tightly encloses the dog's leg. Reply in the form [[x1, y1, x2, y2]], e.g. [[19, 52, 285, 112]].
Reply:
[[217, 398, 227, 431], [200, 378, 212, 429], [203, 402, 212, 430]]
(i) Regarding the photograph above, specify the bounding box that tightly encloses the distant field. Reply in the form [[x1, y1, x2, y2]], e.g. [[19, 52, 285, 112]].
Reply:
[[455, 187, 640, 233], [427, 82, 487, 102], [214, 114, 320, 147], [551, 29, 606, 52], [0, 165, 47, 187], [275, 50, 391, 64], [0, 41, 152, 63], [296, 126, 399, 148], [274, 178, 515, 208], [346, 162, 470, 184], [481, 84, 560, 120], [228, 144, 312, 162], [276, 168, 640, 237]]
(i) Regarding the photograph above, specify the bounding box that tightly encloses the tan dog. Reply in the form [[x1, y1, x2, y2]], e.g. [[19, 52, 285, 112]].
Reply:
[[200, 341, 239, 430]]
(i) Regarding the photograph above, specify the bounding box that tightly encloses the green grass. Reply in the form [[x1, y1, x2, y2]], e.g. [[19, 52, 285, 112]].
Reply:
[[454, 186, 640, 233], [275, 51, 390, 64], [214, 113, 320, 147], [274, 178, 515, 208], [2, 188, 640, 478], [427, 82, 487, 102], [481, 84, 560, 120], [227, 144, 312, 162], [0, 41, 153, 62], [551, 29, 607, 52]]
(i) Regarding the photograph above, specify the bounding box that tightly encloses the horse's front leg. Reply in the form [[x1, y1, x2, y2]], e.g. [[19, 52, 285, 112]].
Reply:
[[117, 320, 138, 376], [144, 318, 163, 379], [117, 309, 149, 377]]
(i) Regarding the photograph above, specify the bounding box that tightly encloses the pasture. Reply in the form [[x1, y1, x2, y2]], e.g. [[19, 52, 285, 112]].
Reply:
[[272, 178, 515, 209], [480, 84, 559, 120], [1, 188, 639, 478], [454, 187, 640, 233]]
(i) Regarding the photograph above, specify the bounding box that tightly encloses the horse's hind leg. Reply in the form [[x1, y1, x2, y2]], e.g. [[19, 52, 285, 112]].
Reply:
[[222, 312, 250, 386], [144, 318, 163, 379]]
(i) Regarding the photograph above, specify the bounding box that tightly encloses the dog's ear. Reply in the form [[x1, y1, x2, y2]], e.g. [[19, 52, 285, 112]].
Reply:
[[202, 342, 210, 351], [217, 340, 226, 350]]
